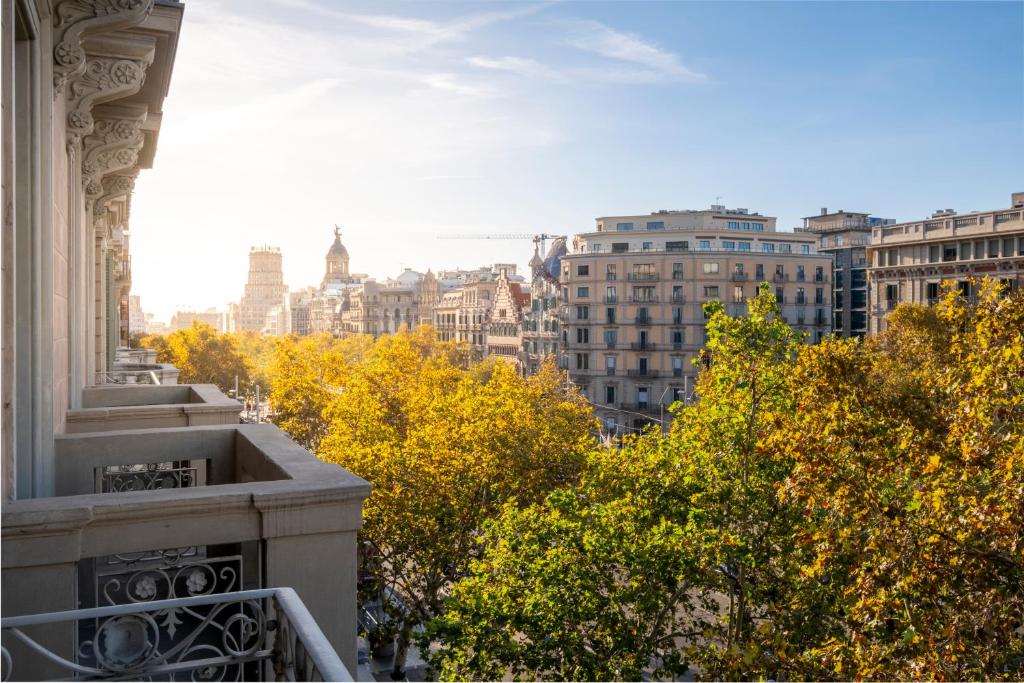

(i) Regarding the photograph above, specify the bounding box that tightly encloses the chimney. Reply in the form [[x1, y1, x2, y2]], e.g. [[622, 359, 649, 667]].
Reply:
[[820, 207, 827, 216]]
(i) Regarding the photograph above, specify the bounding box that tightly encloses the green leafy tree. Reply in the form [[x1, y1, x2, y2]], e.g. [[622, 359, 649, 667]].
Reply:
[[427, 284, 835, 680]]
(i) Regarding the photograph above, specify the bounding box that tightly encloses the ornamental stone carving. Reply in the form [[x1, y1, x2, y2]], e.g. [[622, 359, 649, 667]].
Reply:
[[53, 0, 154, 94], [81, 113, 146, 199], [92, 173, 137, 236], [67, 56, 151, 141]]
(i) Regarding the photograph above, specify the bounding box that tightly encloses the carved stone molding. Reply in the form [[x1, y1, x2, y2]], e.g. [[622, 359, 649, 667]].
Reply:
[[81, 113, 146, 199], [92, 173, 137, 240], [53, 0, 154, 94], [67, 56, 151, 141]]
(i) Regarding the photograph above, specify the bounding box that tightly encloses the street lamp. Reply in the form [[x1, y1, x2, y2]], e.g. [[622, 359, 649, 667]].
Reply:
[[658, 385, 672, 435]]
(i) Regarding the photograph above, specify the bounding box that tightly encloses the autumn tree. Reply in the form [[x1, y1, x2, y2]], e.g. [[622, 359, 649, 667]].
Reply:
[[266, 333, 373, 451], [780, 281, 1024, 679], [311, 327, 595, 679], [140, 322, 250, 392]]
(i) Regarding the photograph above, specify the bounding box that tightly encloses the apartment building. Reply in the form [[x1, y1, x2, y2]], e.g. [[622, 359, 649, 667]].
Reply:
[[430, 265, 522, 360], [1, 2, 364, 678], [561, 206, 833, 434], [341, 269, 432, 336], [867, 192, 1024, 333], [798, 209, 894, 337]]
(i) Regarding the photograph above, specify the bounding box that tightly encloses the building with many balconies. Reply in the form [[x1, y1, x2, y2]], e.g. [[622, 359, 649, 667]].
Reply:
[[1, 2, 367, 679], [798, 208, 894, 338], [560, 206, 833, 434], [866, 192, 1024, 334]]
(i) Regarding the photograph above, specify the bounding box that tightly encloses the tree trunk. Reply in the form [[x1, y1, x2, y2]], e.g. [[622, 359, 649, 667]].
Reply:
[[391, 621, 414, 680]]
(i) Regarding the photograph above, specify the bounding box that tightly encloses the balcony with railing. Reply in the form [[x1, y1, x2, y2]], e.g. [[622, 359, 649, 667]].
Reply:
[[0, 587, 352, 682], [627, 295, 659, 303], [629, 342, 657, 351], [627, 272, 659, 281], [1, 418, 370, 679], [730, 272, 748, 281], [626, 369, 660, 378]]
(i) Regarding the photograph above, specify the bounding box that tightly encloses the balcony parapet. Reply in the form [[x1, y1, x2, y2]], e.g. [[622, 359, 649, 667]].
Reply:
[[67, 384, 240, 433], [1, 424, 370, 677]]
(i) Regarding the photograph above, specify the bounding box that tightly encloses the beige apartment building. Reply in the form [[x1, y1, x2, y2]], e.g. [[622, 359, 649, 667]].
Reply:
[[1, 2, 366, 678], [561, 206, 833, 434], [867, 192, 1024, 334]]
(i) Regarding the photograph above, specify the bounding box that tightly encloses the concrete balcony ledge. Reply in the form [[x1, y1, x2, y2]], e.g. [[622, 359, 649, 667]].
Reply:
[[67, 384, 241, 433], [3, 424, 370, 541]]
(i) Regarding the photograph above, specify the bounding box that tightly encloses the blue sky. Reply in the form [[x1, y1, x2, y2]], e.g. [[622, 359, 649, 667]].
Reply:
[[131, 1, 1023, 321]]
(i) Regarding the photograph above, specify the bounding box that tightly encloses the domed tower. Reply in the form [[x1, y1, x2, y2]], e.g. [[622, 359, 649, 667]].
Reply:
[[323, 225, 350, 287]]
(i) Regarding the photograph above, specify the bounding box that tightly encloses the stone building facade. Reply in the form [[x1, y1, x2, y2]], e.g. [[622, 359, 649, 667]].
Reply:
[[484, 266, 531, 365], [560, 206, 833, 434], [237, 246, 288, 332], [867, 192, 1024, 334], [797, 209, 894, 338], [170, 308, 224, 331], [521, 238, 566, 375]]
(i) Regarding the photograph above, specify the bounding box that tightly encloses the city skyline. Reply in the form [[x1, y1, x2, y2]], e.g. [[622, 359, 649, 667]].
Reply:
[[130, 0, 1023, 320]]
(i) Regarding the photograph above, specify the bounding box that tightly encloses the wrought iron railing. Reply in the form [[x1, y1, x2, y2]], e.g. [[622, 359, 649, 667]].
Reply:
[[0, 588, 351, 682]]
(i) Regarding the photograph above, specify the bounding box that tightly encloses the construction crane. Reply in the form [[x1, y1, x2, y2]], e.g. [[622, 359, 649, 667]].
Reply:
[[437, 232, 567, 253]]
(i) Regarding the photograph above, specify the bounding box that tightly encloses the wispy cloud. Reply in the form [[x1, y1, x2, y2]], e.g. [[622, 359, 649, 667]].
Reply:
[[466, 55, 560, 80], [565, 20, 706, 82], [420, 73, 494, 97], [273, 0, 552, 53]]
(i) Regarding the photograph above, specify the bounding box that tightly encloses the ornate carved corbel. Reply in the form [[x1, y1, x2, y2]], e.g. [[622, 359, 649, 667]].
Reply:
[[66, 55, 152, 141], [53, 0, 154, 94], [81, 111, 146, 199], [93, 173, 136, 219]]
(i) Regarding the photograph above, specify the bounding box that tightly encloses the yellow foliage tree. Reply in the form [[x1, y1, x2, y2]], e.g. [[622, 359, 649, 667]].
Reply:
[[140, 322, 249, 393], [276, 327, 597, 678]]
